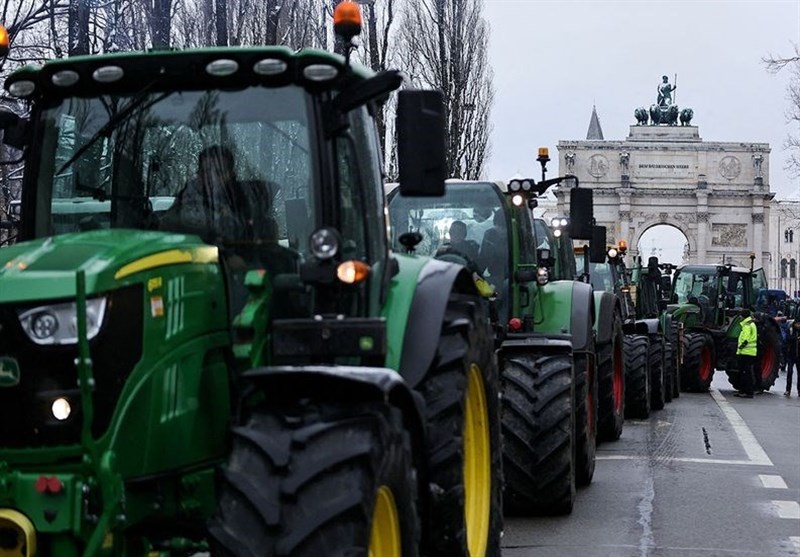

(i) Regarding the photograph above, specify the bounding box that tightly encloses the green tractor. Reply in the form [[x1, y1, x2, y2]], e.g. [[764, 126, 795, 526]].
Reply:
[[574, 241, 655, 421], [669, 262, 782, 392], [629, 256, 680, 401], [0, 8, 503, 557], [386, 176, 597, 516], [558, 222, 626, 442]]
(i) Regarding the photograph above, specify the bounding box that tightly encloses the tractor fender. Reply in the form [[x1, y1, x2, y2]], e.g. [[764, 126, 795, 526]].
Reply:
[[241, 365, 427, 468], [499, 334, 572, 358], [570, 281, 595, 353], [397, 258, 478, 388], [594, 291, 619, 345], [640, 318, 660, 335], [622, 320, 651, 336]]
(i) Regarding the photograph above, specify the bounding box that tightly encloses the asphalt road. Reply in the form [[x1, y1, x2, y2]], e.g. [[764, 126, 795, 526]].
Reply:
[[502, 371, 800, 557]]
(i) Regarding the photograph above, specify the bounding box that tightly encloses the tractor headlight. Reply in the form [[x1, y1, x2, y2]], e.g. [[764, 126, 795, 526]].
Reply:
[[536, 267, 549, 285], [18, 298, 107, 345], [511, 194, 524, 207], [309, 227, 340, 260], [607, 248, 618, 259]]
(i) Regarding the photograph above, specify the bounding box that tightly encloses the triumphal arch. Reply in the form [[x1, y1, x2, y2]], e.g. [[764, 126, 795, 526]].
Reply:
[[553, 82, 774, 269]]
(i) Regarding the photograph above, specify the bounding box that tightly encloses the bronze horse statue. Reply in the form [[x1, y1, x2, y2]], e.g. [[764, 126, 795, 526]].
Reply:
[[650, 104, 679, 126]]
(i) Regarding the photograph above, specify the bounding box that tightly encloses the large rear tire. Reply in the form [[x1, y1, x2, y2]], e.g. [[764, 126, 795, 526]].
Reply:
[[209, 402, 420, 557], [727, 324, 781, 392], [501, 352, 576, 515], [417, 294, 502, 557], [574, 350, 597, 487], [624, 335, 651, 419], [598, 312, 625, 442], [680, 332, 715, 392], [755, 325, 781, 391], [649, 334, 666, 410]]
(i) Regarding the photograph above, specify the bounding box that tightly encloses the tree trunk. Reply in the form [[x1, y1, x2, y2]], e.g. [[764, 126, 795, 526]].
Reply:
[[68, 0, 89, 55]]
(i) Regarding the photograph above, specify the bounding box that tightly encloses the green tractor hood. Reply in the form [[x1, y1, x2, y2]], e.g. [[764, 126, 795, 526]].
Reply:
[[0, 229, 216, 302]]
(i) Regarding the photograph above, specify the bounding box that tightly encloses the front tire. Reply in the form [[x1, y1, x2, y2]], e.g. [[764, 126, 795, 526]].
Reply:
[[624, 335, 651, 419], [648, 334, 666, 410], [598, 312, 625, 442], [501, 351, 576, 515], [681, 332, 715, 392], [574, 350, 597, 487], [209, 401, 420, 557], [417, 294, 502, 557], [755, 325, 781, 391]]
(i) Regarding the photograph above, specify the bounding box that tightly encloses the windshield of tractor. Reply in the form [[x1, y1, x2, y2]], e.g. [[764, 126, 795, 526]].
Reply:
[[30, 86, 317, 263], [586, 262, 622, 292], [387, 181, 511, 288], [673, 268, 717, 304]]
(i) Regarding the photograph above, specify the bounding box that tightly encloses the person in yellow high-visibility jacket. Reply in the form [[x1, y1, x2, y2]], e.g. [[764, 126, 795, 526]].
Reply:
[[735, 309, 758, 398]]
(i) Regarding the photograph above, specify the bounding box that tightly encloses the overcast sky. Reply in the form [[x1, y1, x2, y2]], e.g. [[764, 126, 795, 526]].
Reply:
[[482, 0, 800, 201]]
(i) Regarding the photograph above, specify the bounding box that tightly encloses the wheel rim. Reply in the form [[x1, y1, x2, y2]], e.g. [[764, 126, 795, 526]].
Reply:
[[463, 363, 491, 557], [369, 486, 401, 557], [613, 337, 624, 414], [760, 344, 776, 381], [699, 345, 713, 382]]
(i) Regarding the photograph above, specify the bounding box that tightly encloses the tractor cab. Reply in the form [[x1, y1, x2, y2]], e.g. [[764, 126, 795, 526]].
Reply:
[[671, 264, 759, 327], [0, 46, 444, 324]]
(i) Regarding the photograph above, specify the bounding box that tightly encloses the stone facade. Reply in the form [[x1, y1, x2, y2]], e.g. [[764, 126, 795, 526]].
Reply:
[[553, 125, 774, 269], [770, 198, 800, 294]]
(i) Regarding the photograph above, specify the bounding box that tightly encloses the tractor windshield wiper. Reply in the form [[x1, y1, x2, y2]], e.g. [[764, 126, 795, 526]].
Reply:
[[55, 83, 171, 177]]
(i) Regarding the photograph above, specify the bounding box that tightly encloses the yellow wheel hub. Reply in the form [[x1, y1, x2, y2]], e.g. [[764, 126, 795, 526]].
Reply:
[[463, 363, 491, 557], [368, 485, 401, 557]]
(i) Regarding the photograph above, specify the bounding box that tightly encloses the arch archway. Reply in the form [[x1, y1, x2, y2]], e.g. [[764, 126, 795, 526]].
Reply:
[[636, 224, 689, 266]]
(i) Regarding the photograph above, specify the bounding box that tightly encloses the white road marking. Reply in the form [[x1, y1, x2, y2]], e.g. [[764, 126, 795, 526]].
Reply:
[[597, 455, 764, 465], [790, 537, 800, 552], [759, 474, 788, 489], [709, 388, 773, 466], [597, 389, 774, 466], [772, 500, 800, 519]]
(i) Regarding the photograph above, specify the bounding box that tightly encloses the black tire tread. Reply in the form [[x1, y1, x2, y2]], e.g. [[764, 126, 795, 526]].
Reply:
[[648, 334, 666, 410], [209, 402, 419, 557], [624, 335, 651, 419], [417, 293, 503, 557], [501, 352, 576, 515], [681, 332, 714, 392]]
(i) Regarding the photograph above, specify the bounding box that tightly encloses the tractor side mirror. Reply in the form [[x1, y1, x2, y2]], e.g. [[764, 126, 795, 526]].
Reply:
[[396, 90, 446, 197], [589, 225, 606, 263], [0, 108, 27, 151], [569, 187, 594, 240]]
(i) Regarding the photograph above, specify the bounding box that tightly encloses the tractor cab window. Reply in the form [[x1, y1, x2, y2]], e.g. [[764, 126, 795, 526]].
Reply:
[[674, 270, 712, 303], [31, 86, 316, 273], [387, 182, 508, 290]]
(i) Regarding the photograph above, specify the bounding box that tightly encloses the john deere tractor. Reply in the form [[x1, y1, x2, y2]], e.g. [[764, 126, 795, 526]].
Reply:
[[0, 6, 503, 556], [669, 261, 781, 392], [387, 175, 597, 516]]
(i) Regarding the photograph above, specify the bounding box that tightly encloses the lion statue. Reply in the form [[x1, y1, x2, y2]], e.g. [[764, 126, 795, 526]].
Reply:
[[634, 107, 649, 125], [680, 108, 694, 126]]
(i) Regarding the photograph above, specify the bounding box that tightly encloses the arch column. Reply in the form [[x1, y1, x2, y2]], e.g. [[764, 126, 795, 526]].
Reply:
[[696, 190, 708, 263]]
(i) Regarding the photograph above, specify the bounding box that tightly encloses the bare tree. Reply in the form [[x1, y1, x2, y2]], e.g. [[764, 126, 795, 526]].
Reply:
[[399, 0, 493, 179], [765, 45, 800, 178]]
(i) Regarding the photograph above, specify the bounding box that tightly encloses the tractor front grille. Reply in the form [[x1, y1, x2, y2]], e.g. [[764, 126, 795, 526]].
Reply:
[[0, 285, 143, 448]]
